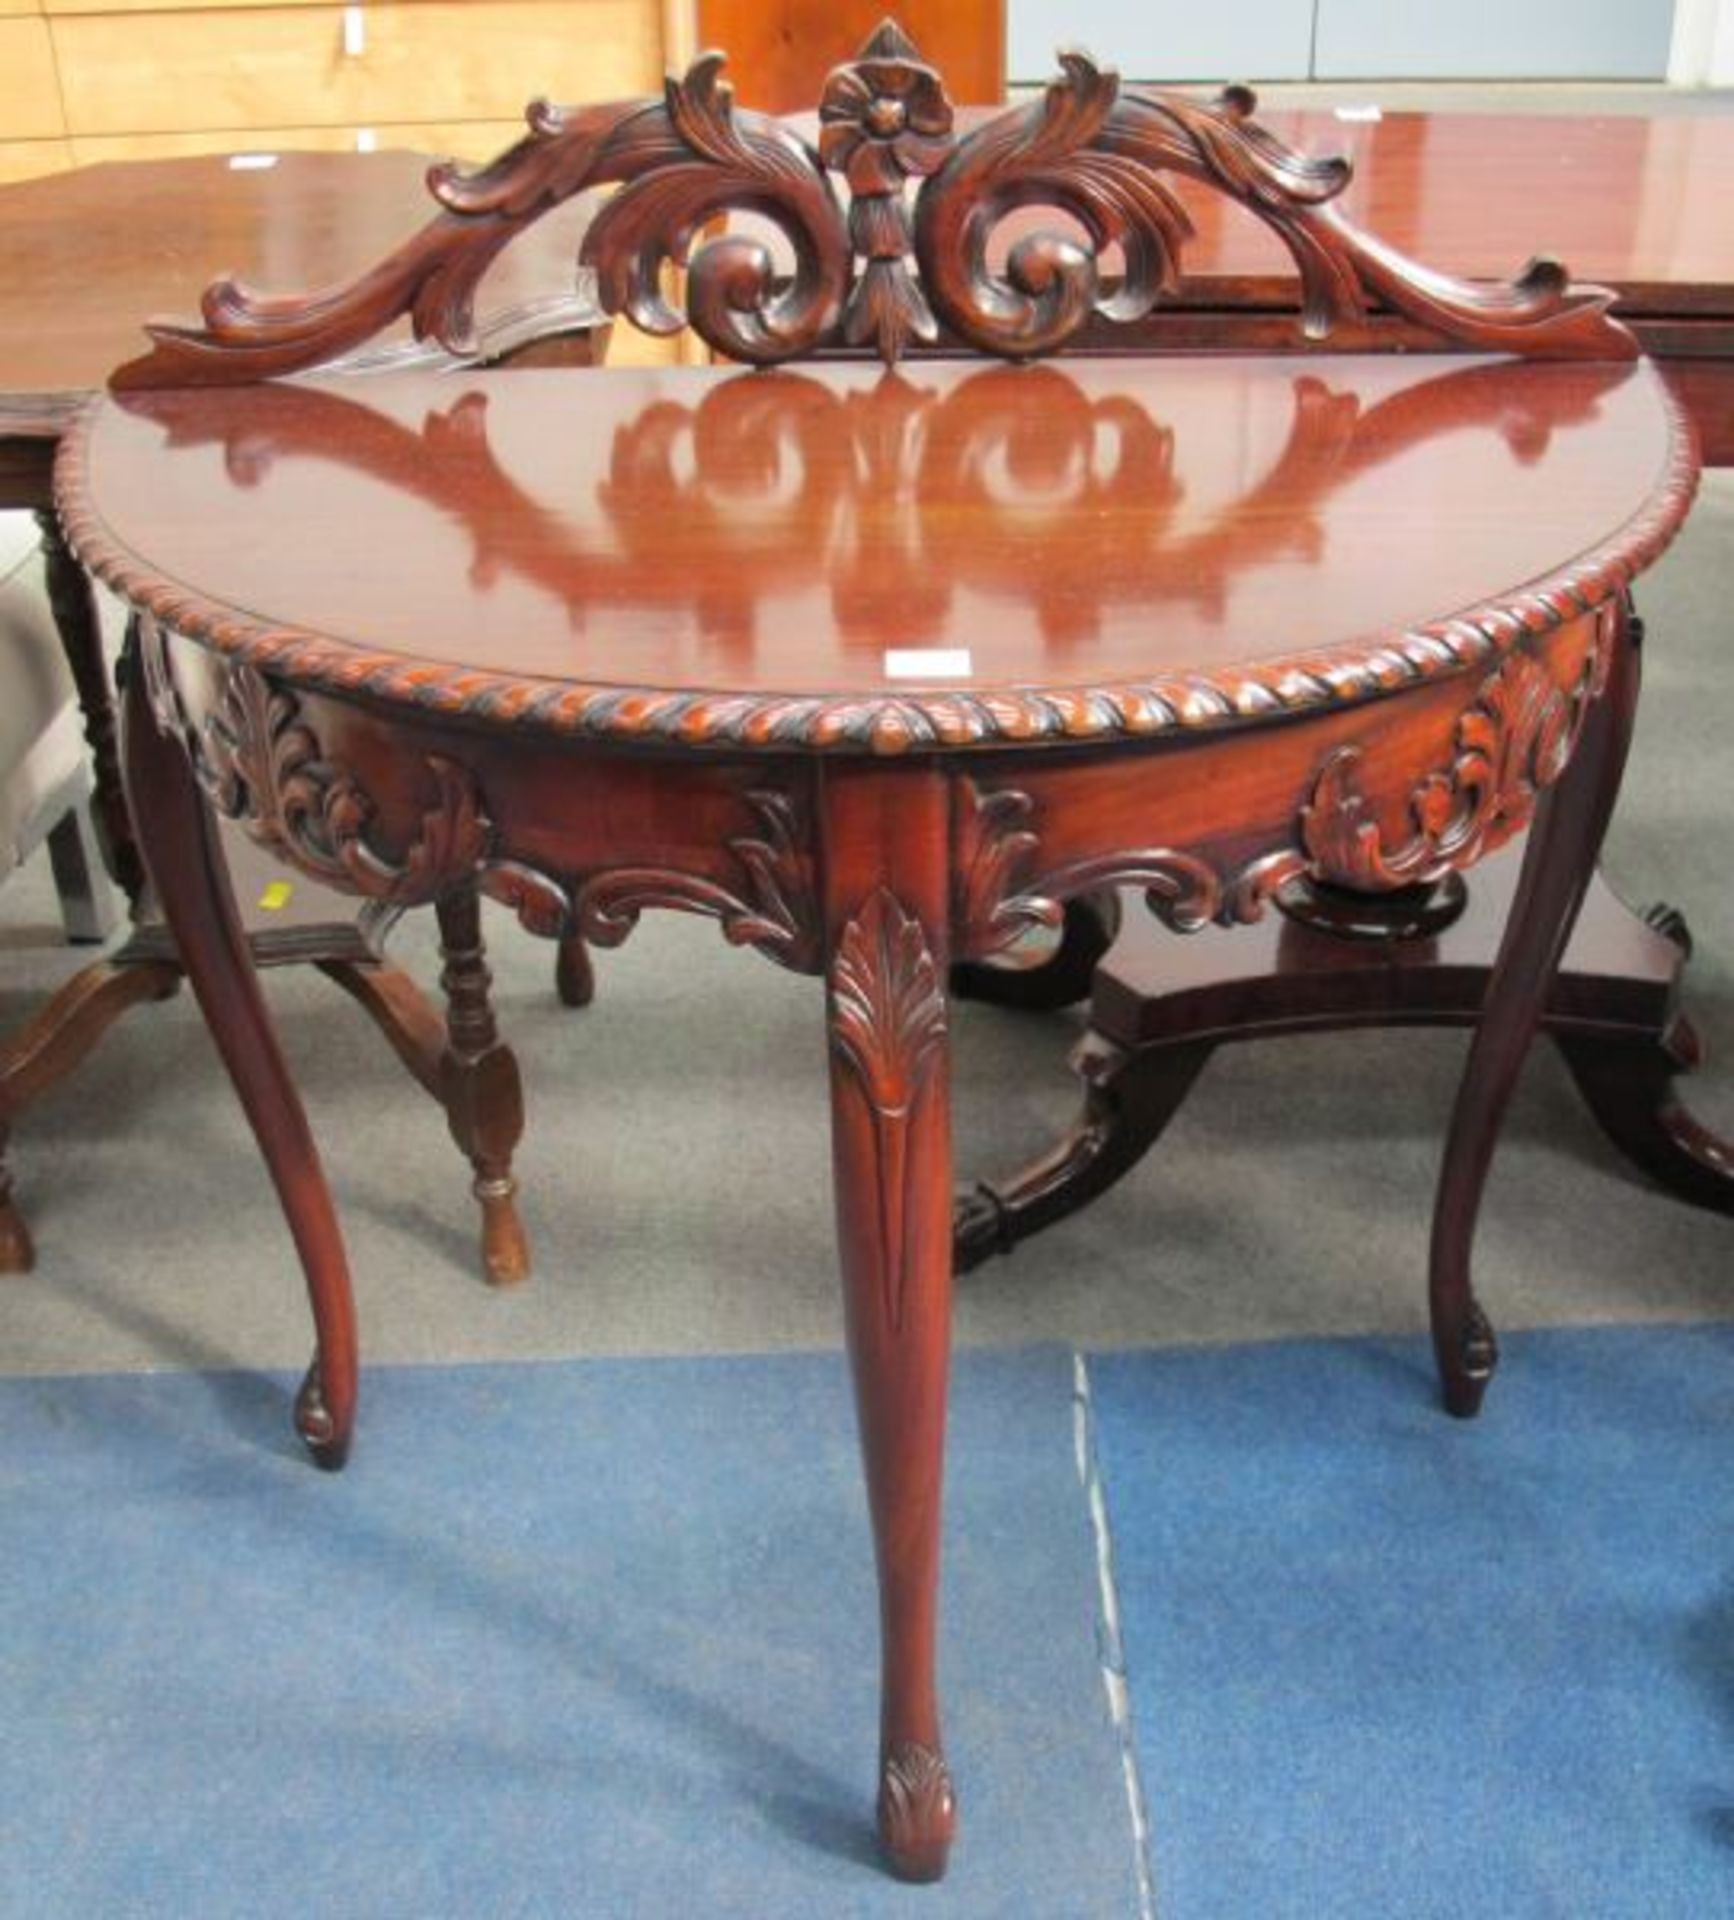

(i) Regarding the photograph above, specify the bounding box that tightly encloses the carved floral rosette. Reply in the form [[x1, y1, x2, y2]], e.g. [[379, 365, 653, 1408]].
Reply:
[[112, 21, 1642, 388]]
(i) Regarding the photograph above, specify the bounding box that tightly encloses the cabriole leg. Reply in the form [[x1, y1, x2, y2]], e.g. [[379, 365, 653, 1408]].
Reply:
[[821, 767, 958, 1882], [1431, 611, 1640, 1417], [120, 629, 358, 1467]]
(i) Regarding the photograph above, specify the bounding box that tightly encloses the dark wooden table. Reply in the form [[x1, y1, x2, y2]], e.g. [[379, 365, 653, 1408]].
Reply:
[[0, 149, 605, 1279], [58, 344, 1696, 1880], [950, 107, 1734, 1257]]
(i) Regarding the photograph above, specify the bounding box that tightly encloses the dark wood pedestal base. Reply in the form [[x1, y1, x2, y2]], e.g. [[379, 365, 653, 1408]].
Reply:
[[0, 821, 529, 1285], [956, 846, 1732, 1274]]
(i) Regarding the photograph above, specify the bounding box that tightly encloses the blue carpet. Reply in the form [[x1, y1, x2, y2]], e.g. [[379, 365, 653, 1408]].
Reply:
[[1088, 1323, 1734, 1920], [0, 1347, 1143, 1918]]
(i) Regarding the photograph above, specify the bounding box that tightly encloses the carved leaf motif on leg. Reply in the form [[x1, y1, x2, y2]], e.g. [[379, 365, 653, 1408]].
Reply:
[[829, 889, 947, 1336], [879, 1739, 957, 1883]]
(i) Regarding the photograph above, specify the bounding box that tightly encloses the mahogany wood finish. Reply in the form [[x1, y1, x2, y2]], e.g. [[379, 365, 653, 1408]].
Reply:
[[47, 27, 1711, 1884], [60, 323, 1696, 1878], [119, 630, 356, 1470]]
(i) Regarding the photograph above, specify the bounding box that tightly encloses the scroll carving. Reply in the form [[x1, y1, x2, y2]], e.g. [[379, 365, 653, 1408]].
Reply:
[[829, 890, 947, 1335], [193, 659, 490, 905], [955, 776, 1305, 955], [575, 789, 820, 971], [1301, 624, 1612, 891], [113, 23, 1633, 387]]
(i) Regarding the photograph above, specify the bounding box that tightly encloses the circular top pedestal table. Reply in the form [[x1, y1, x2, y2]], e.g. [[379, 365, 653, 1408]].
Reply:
[[56, 347, 1697, 1881]]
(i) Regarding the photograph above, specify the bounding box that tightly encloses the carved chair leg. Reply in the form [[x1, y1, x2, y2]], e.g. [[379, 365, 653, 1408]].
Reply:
[[1553, 1022, 1734, 1215], [121, 632, 358, 1468], [0, 1116, 32, 1273], [434, 884, 531, 1285], [821, 767, 958, 1882], [949, 888, 1121, 1012], [554, 933, 595, 1008], [1430, 612, 1639, 1418], [956, 1032, 1215, 1272], [35, 508, 147, 911]]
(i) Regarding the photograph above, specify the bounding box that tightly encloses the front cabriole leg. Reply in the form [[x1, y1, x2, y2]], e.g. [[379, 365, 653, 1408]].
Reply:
[[1430, 605, 1641, 1416], [120, 622, 358, 1466], [820, 764, 958, 1882]]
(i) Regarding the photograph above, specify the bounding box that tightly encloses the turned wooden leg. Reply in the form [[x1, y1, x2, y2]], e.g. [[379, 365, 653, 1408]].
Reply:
[[956, 1031, 1214, 1272], [821, 767, 957, 1882], [435, 884, 530, 1285], [35, 508, 147, 910], [554, 933, 595, 1008], [121, 631, 358, 1467], [1431, 612, 1640, 1417], [950, 888, 1121, 1012]]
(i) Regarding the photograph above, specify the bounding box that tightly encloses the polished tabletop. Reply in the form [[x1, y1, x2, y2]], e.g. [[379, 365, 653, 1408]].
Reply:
[[67, 351, 1689, 744]]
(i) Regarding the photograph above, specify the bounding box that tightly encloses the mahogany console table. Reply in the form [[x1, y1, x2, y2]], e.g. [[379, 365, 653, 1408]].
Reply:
[[52, 30, 1702, 1877], [0, 149, 605, 1279]]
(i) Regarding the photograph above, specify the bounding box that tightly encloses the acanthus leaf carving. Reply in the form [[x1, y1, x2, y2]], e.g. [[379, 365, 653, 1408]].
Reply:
[[1300, 629, 1609, 891], [829, 889, 947, 1336], [575, 788, 820, 971], [197, 661, 491, 904], [955, 777, 1306, 953], [112, 24, 1633, 387]]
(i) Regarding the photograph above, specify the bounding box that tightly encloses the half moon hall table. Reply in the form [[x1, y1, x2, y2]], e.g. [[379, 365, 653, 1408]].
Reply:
[[55, 343, 1697, 1879]]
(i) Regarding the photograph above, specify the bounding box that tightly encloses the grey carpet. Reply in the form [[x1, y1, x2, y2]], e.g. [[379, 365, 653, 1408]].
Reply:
[[2, 475, 1729, 1379]]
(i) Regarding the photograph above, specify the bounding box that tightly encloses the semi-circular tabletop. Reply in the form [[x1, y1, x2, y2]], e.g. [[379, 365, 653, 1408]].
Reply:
[[59, 350, 1696, 754]]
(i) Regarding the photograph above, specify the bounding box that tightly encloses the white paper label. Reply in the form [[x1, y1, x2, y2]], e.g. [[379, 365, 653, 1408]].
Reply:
[[883, 648, 973, 679], [227, 153, 278, 171], [354, 127, 378, 154], [342, 5, 367, 55], [1333, 104, 1383, 123]]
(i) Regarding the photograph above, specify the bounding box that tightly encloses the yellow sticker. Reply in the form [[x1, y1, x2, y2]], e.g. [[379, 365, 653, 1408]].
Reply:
[[258, 881, 294, 912]]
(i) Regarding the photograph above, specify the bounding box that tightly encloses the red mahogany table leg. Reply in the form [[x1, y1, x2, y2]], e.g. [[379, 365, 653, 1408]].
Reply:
[[120, 630, 358, 1467], [1431, 607, 1642, 1418], [820, 765, 958, 1882]]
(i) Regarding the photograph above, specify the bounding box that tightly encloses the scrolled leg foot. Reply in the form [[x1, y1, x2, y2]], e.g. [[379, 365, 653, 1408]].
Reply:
[[1437, 1299, 1499, 1419], [878, 1739, 957, 1883], [295, 1357, 350, 1470]]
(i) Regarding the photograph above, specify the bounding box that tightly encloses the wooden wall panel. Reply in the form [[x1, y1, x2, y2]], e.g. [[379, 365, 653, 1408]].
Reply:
[[54, 2, 660, 135], [0, 18, 67, 139], [69, 120, 527, 164], [0, 140, 73, 184]]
